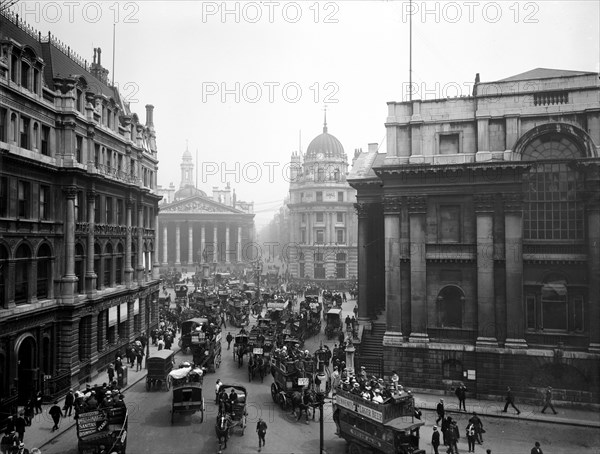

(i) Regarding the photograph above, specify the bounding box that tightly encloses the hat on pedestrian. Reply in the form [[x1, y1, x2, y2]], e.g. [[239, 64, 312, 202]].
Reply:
[[353, 383, 360, 388], [360, 366, 365, 369], [433, 426, 438, 430], [440, 398, 444, 402], [373, 388, 381, 393], [19, 442, 25, 448]]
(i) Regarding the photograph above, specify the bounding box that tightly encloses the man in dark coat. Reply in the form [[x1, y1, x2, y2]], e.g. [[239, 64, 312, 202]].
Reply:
[[63, 390, 75, 417], [455, 384, 467, 411], [446, 418, 460, 454], [14, 414, 26, 443], [48, 401, 63, 431], [541, 386, 557, 414], [435, 398, 445, 424], [226, 332, 233, 350], [344, 315, 351, 331], [502, 386, 520, 415], [431, 425, 440, 454]]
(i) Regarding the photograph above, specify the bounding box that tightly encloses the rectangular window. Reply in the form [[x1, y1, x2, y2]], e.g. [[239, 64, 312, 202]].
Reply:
[[314, 263, 325, 279], [106, 149, 112, 170], [572, 296, 584, 332], [39, 185, 50, 220], [526, 295, 536, 330], [336, 212, 344, 223], [0, 108, 6, 142], [336, 262, 346, 279], [301, 213, 306, 224], [41, 125, 50, 156], [18, 180, 30, 218], [33, 69, 39, 94], [316, 229, 324, 243], [20, 62, 29, 89], [336, 229, 345, 244], [117, 199, 124, 225], [316, 191, 323, 202], [541, 284, 568, 331], [316, 212, 324, 223], [20, 117, 30, 149], [338, 191, 344, 202], [299, 262, 305, 278], [75, 135, 83, 163], [439, 205, 461, 243], [130, 159, 136, 177], [315, 253, 323, 262], [300, 228, 306, 244], [105, 197, 113, 224], [76, 191, 85, 222], [95, 195, 101, 223], [0, 177, 8, 217], [439, 133, 460, 154], [94, 144, 100, 168], [117, 154, 123, 172]]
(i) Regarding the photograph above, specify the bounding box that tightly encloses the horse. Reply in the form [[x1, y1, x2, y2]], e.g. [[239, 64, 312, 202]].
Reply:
[[249, 355, 265, 383], [215, 413, 231, 450], [290, 389, 316, 423], [234, 344, 245, 367]]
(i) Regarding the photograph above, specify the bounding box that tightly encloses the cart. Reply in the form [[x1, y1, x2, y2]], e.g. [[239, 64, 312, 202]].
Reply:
[[170, 366, 205, 424], [217, 384, 248, 436], [146, 350, 175, 391], [191, 330, 222, 373], [180, 317, 209, 352], [325, 308, 343, 340], [233, 334, 249, 367]]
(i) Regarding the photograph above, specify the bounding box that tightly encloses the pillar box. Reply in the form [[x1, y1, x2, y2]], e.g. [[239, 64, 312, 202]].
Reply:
[[345, 340, 356, 377]]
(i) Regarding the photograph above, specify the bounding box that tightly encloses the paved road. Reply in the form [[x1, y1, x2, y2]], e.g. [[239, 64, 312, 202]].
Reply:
[[38, 293, 600, 454]]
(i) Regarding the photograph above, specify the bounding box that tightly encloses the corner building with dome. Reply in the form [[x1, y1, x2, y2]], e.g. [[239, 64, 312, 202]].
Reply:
[[287, 121, 358, 285]]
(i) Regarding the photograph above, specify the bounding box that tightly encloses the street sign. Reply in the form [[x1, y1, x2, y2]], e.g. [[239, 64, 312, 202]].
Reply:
[[298, 377, 309, 386]]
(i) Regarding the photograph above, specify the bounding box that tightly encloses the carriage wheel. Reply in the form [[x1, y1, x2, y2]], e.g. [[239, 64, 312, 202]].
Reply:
[[348, 442, 364, 454], [278, 393, 287, 410], [240, 414, 246, 435], [165, 376, 171, 391], [270, 383, 278, 403]]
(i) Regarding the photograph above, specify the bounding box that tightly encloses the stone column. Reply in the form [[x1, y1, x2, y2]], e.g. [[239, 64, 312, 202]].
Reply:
[[225, 225, 230, 263], [475, 193, 497, 346], [137, 204, 144, 284], [237, 226, 242, 263], [213, 225, 218, 263], [162, 224, 168, 266], [152, 212, 160, 280], [587, 193, 600, 352], [200, 225, 206, 263], [86, 191, 97, 296], [408, 196, 428, 342], [175, 223, 181, 266], [354, 202, 370, 326], [383, 196, 403, 344], [188, 222, 194, 265], [125, 199, 133, 287], [61, 186, 78, 302], [504, 193, 527, 348]]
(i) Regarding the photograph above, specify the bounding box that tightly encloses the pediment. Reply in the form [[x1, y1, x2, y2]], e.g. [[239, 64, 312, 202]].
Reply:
[[161, 196, 243, 214]]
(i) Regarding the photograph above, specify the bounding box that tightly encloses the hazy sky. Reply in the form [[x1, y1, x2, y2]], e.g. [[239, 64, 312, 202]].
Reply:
[[11, 0, 599, 227]]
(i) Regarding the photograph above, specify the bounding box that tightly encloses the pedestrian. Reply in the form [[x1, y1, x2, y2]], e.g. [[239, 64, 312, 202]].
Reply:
[[436, 398, 445, 424], [157, 337, 164, 351], [63, 389, 75, 417], [531, 441, 543, 454], [136, 351, 144, 371], [107, 363, 115, 383], [455, 383, 467, 411], [14, 442, 29, 454], [48, 401, 63, 432], [431, 425, 440, 454], [465, 422, 476, 453], [256, 417, 267, 452], [226, 332, 233, 350], [353, 304, 357, 317], [14, 414, 25, 443], [345, 315, 351, 331], [1, 431, 16, 454], [220, 312, 227, 329], [34, 391, 43, 415], [446, 417, 460, 454], [541, 386, 557, 415], [502, 386, 520, 415], [441, 415, 450, 446], [215, 379, 223, 404], [468, 411, 484, 444], [23, 400, 33, 426]]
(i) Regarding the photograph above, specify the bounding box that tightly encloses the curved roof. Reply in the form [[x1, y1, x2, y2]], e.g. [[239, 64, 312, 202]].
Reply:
[[305, 125, 345, 161], [174, 184, 207, 200]]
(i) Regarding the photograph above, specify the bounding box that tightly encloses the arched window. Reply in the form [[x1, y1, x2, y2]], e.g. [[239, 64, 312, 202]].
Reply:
[[0, 244, 8, 308], [442, 359, 463, 380], [116, 243, 124, 285], [104, 243, 113, 288], [75, 243, 85, 294], [522, 133, 584, 240], [336, 253, 346, 279], [36, 243, 52, 299], [437, 285, 465, 328], [15, 243, 31, 304]]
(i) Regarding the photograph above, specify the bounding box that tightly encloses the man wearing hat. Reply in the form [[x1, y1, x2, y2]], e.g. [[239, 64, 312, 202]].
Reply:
[[372, 388, 384, 403], [48, 401, 63, 432], [15, 442, 29, 454], [431, 425, 440, 454], [351, 383, 362, 396], [331, 367, 341, 395], [436, 398, 445, 424], [541, 386, 557, 415]]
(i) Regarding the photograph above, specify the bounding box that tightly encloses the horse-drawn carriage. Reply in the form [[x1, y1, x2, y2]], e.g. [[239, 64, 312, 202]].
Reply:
[[228, 296, 250, 327], [233, 333, 249, 367], [248, 346, 270, 382], [190, 329, 222, 373], [169, 365, 205, 423], [189, 292, 220, 320], [174, 283, 189, 306], [180, 317, 209, 352], [325, 307, 343, 339], [216, 384, 248, 450], [305, 302, 322, 336], [146, 350, 175, 391]]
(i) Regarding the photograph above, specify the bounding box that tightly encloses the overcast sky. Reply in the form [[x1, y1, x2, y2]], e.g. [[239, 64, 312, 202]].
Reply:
[[11, 0, 600, 227]]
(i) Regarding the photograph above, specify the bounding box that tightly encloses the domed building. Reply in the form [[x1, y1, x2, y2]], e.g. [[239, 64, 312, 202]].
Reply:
[[287, 119, 358, 285], [157, 147, 255, 273]]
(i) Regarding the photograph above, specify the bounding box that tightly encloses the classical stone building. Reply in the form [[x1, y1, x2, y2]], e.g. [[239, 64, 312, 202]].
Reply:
[[157, 148, 255, 273], [287, 120, 358, 285], [349, 68, 600, 403], [0, 10, 161, 421]]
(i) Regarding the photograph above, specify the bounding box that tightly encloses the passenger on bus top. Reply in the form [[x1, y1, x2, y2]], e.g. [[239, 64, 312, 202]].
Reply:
[[372, 389, 384, 404]]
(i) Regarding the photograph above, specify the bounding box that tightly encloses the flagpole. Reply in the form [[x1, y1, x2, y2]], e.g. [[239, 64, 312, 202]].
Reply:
[[112, 23, 116, 86]]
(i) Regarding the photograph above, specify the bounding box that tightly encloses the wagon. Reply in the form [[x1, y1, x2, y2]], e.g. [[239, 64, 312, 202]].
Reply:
[[217, 384, 248, 435], [180, 317, 209, 352], [170, 366, 205, 424], [146, 350, 175, 391], [325, 308, 343, 340]]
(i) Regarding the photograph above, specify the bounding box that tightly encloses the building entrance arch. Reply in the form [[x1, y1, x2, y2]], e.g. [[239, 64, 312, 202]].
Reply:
[[15, 334, 38, 405]]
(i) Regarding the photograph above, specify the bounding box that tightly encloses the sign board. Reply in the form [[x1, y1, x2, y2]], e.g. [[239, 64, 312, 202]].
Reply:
[[335, 395, 384, 423], [133, 298, 139, 315], [283, 329, 291, 335], [253, 348, 263, 355], [467, 369, 476, 380], [108, 306, 118, 327], [298, 377, 309, 386], [119, 302, 128, 322], [77, 410, 109, 438], [191, 331, 206, 345]]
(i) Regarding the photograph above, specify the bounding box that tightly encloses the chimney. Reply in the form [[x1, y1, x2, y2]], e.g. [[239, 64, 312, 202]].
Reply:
[[90, 47, 109, 85], [145, 104, 154, 127], [368, 143, 378, 153]]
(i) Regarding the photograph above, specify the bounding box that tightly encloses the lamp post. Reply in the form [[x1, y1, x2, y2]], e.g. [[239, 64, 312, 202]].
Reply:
[[315, 342, 328, 454], [145, 296, 152, 369]]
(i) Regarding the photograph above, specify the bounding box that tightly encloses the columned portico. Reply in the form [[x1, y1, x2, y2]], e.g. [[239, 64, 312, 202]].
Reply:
[[354, 201, 370, 325], [200, 225, 206, 263], [408, 196, 428, 343], [383, 196, 402, 344]]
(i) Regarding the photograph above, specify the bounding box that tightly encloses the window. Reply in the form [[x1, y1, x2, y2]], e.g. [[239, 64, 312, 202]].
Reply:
[[36, 243, 51, 299], [106, 149, 112, 170], [116, 243, 124, 285], [316, 212, 324, 223], [104, 243, 113, 287], [76, 191, 84, 222], [75, 135, 83, 163], [336, 253, 346, 279], [0, 177, 8, 217], [571, 296, 584, 332], [20, 116, 30, 149], [15, 244, 31, 304], [32, 123, 38, 150], [336, 229, 345, 244], [18, 181, 31, 218], [316, 191, 323, 202], [442, 359, 463, 380], [41, 125, 50, 155], [0, 108, 6, 142], [338, 191, 344, 202], [94, 243, 102, 291], [301, 213, 306, 224], [20, 61, 30, 89], [526, 295, 536, 330], [439, 205, 461, 243], [300, 229, 306, 244], [314, 256, 325, 279], [75, 243, 85, 294], [130, 158, 136, 177], [33, 69, 40, 94], [437, 285, 464, 328], [117, 199, 124, 225], [541, 278, 567, 330], [336, 212, 344, 223], [316, 229, 324, 243], [94, 144, 100, 167], [299, 262, 305, 278], [300, 192, 304, 202], [522, 133, 584, 240], [439, 133, 460, 154], [105, 197, 113, 224], [11, 53, 18, 83], [76, 89, 83, 113], [39, 185, 50, 220], [94, 195, 101, 223]]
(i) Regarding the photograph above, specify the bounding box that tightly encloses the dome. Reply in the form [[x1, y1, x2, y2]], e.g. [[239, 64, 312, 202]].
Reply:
[[174, 184, 206, 200], [305, 124, 345, 161]]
